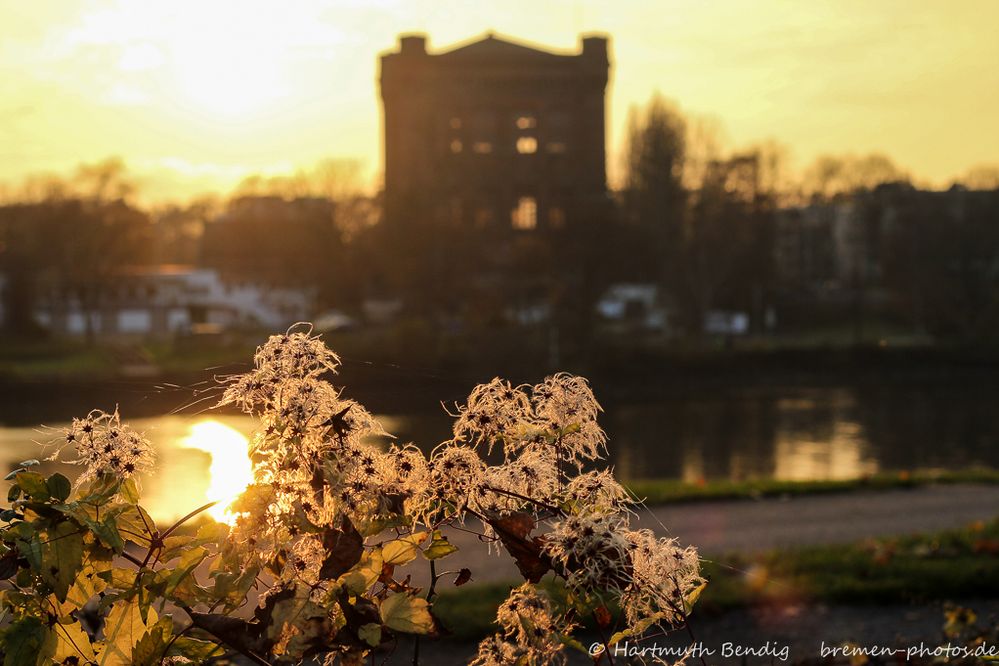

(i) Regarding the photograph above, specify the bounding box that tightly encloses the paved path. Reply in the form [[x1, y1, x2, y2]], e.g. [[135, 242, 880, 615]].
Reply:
[[436, 484, 999, 586]]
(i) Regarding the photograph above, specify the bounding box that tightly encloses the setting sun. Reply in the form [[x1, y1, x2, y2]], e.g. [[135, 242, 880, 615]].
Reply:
[[180, 420, 254, 524]]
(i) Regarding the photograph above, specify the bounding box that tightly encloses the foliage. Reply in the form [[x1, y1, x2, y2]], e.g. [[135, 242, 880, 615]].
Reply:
[[0, 326, 704, 665]]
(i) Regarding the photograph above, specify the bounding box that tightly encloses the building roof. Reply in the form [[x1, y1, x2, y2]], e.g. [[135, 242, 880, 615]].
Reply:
[[437, 32, 575, 61]]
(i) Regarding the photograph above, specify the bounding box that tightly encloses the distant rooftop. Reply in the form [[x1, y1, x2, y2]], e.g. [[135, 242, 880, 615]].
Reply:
[[387, 31, 608, 62]]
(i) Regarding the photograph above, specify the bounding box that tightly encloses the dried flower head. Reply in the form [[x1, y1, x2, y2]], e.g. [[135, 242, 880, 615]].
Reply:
[[453, 373, 606, 469], [60, 409, 154, 481], [544, 513, 633, 593], [452, 378, 532, 453], [471, 584, 567, 666], [622, 529, 704, 629], [564, 469, 633, 515], [530, 373, 606, 467]]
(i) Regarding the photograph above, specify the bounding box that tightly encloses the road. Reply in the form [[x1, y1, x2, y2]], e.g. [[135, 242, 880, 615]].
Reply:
[[434, 484, 999, 585]]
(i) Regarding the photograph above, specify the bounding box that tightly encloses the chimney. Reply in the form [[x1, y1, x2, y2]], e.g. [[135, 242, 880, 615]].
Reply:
[[399, 34, 427, 56]]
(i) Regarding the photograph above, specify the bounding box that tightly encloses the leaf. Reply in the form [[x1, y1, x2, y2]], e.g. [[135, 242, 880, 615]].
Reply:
[[453, 568, 472, 587], [15, 472, 49, 501], [53, 620, 97, 663], [187, 612, 263, 660], [358, 622, 382, 647], [423, 530, 458, 560], [41, 521, 84, 603], [165, 636, 224, 661], [0, 550, 18, 580], [118, 478, 140, 504], [116, 505, 157, 545], [558, 633, 590, 655], [379, 593, 435, 635], [486, 512, 551, 583], [98, 566, 140, 590], [46, 474, 72, 503], [16, 536, 42, 571], [609, 611, 672, 643], [683, 580, 707, 615], [64, 550, 111, 610], [1, 617, 56, 666], [318, 516, 363, 580], [164, 546, 207, 597], [339, 549, 383, 596], [100, 596, 156, 666], [381, 532, 428, 567], [131, 616, 173, 666]]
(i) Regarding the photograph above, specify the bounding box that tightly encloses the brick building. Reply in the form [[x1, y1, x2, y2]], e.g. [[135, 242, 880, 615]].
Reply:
[[379, 32, 611, 233]]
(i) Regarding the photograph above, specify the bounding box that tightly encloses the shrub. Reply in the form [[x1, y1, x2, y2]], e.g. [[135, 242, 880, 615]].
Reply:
[[0, 325, 703, 665]]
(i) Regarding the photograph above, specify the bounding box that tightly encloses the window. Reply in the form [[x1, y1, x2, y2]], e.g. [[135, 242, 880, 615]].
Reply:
[[516, 115, 537, 130], [511, 197, 537, 230], [450, 139, 463, 153], [546, 141, 567, 154], [516, 136, 538, 154], [548, 206, 566, 229], [473, 141, 493, 154]]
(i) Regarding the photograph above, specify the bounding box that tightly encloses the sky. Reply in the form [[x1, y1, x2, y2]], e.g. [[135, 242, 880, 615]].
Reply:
[[2, 0, 998, 202]]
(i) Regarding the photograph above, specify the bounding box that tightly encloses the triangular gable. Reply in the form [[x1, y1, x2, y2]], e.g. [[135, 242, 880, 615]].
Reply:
[[437, 33, 571, 61]]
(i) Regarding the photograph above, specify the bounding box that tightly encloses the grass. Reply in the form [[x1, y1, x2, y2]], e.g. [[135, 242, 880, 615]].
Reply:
[[0, 339, 117, 379], [626, 468, 999, 505], [432, 517, 999, 639]]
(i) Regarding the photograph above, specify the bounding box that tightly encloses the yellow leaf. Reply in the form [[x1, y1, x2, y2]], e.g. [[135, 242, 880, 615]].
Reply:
[[379, 593, 434, 635], [340, 549, 383, 596], [423, 531, 458, 560], [381, 533, 428, 567], [100, 597, 156, 666], [53, 621, 97, 663]]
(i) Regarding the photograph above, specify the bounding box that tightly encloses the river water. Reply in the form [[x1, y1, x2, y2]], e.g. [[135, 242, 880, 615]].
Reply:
[[2, 379, 996, 522]]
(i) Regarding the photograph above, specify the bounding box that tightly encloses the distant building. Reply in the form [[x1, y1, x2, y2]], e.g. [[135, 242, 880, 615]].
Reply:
[[379, 32, 611, 233], [34, 266, 313, 338]]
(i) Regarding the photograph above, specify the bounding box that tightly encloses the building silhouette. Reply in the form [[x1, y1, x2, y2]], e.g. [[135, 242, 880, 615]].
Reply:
[[379, 32, 611, 233]]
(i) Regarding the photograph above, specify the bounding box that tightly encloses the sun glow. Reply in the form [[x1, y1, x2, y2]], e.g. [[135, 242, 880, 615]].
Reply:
[[180, 420, 254, 524]]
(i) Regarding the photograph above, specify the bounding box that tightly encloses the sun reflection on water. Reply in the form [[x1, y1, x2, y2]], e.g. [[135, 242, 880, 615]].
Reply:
[[179, 420, 254, 524]]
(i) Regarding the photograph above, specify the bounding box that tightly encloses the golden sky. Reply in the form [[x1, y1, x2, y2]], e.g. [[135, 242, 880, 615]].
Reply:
[[2, 0, 998, 201]]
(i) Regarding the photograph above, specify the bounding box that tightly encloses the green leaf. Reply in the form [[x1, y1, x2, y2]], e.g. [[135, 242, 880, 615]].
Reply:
[[381, 532, 428, 567], [423, 530, 458, 560], [379, 593, 435, 635], [41, 521, 84, 603], [46, 474, 72, 503], [358, 622, 382, 647], [15, 472, 49, 501], [1, 617, 56, 666], [119, 478, 140, 504], [163, 546, 207, 598], [165, 636, 223, 661], [53, 620, 97, 663], [100, 597, 156, 666], [92, 518, 125, 553], [7, 485, 21, 502]]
